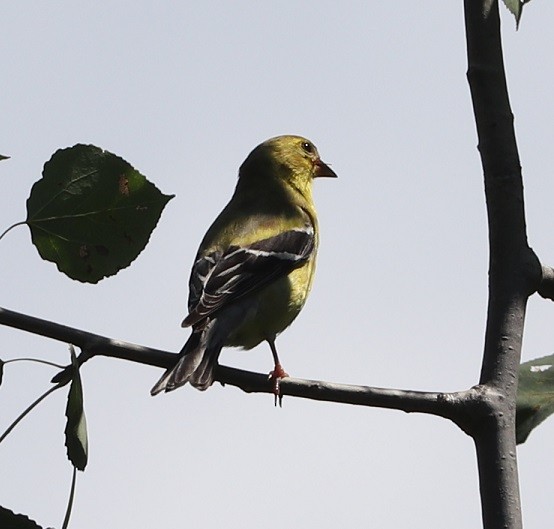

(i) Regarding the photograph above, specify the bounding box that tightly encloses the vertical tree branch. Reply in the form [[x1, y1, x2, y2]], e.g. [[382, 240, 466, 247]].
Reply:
[[473, 422, 522, 529], [464, 2, 540, 528], [466, 1, 530, 389]]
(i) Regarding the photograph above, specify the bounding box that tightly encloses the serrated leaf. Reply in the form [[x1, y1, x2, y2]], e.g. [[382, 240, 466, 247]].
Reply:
[[502, 0, 522, 17], [516, 354, 554, 444], [64, 347, 88, 470], [501, 0, 530, 28], [0, 506, 44, 529], [26, 144, 174, 283]]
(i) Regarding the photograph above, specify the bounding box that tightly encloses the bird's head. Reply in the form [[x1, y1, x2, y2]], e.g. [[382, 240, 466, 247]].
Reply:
[[238, 135, 337, 196]]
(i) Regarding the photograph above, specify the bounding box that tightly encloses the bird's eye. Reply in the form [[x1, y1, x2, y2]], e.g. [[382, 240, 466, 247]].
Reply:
[[301, 141, 315, 154]]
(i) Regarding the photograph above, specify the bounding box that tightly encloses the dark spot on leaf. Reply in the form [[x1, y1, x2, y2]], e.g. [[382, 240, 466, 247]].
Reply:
[[79, 245, 90, 259], [119, 174, 130, 196]]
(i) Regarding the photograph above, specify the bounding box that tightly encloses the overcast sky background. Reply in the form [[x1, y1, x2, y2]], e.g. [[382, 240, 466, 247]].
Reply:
[[1, 2, 553, 528]]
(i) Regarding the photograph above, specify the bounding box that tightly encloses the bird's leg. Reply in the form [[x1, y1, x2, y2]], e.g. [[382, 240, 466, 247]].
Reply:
[[267, 339, 288, 406]]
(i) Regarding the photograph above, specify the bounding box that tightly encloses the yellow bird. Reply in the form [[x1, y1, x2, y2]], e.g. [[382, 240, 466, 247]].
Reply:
[[151, 135, 336, 395]]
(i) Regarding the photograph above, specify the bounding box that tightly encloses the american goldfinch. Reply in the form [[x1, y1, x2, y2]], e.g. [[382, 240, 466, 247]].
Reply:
[[151, 135, 336, 396]]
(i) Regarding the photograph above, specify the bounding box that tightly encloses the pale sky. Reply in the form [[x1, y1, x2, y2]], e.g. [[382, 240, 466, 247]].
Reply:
[[1, 2, 554, 528]]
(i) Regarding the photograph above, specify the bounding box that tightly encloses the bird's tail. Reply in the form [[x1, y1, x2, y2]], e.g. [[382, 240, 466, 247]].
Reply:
[[150, 326, 221, 395]]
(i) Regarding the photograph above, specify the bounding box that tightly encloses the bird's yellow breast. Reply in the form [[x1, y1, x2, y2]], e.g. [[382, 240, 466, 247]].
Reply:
[[224, 257, 316, 350]]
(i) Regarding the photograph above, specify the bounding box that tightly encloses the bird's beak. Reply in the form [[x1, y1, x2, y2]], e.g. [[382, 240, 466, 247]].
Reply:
[[313, 159, 338, 178]]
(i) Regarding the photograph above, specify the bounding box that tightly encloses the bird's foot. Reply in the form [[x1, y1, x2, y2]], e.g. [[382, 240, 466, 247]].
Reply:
[[269, 363, 289, 407]]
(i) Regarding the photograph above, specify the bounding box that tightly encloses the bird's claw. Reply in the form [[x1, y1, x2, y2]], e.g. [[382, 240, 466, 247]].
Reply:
[[269, 363, 288, 407]]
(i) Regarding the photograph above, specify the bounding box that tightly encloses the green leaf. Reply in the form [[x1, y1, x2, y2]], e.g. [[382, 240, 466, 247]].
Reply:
[[500, 0, 530, 28], [26, 144, 174, 283], [0, 506, 43, 529], [0, 154, 9, 161], [64, 347, 88, 470], [516, 354, 554, 444]]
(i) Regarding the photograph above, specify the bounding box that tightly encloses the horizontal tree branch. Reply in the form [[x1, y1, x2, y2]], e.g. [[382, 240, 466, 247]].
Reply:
[[0, 306, 173, 372], [0, 305, 477, 431]]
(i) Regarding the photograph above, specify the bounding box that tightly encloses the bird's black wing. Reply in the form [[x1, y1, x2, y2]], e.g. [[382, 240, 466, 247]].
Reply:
[[183, 223, 315, 327]]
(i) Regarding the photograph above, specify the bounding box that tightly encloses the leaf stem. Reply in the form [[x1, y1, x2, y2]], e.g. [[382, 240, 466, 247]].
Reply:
[[0, 221, 26, 242], [4, 357, 66, 369], [61, 466, 77, 529], [0, 383, 63, 444]]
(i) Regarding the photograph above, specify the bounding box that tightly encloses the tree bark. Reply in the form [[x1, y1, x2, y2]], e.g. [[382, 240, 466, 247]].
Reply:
[[463, 2, 540, 527]]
